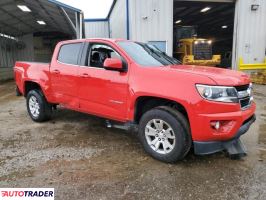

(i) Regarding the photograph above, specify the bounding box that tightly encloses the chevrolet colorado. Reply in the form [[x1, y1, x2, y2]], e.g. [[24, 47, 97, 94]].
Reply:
[[14, 38, 256, 163]]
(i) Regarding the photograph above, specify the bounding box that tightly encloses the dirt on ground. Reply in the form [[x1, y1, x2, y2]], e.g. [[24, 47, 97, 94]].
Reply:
[[0, 81, 265, 200]]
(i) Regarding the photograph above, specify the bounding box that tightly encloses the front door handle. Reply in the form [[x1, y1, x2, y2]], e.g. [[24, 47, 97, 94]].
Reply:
[[53, 69, 60, 74], [81, 73, 90, 78]]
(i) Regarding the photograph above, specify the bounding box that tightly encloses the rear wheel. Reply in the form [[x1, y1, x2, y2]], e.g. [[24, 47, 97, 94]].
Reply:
[[138, 106, 191, 163], [26, 90, 52, 122]]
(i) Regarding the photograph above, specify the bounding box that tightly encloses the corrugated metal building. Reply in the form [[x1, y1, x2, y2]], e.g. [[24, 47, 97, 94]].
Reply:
[[84, 0, 266, 71], [84, 19, 109, 38], [0, 0, 83, 81], [109, 0, 128, 39], [232, 0, 266, 69]]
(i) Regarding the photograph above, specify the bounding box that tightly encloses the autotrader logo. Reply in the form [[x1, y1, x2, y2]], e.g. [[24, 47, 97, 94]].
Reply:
[[0, 188, 54, 199]]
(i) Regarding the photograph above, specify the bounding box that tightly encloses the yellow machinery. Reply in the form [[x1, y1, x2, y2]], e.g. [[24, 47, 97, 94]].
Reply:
[[176, 37, 221, 66]]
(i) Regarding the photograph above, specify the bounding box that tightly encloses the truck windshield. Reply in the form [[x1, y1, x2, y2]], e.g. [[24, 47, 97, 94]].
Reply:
[[117, 41, 181, 67]]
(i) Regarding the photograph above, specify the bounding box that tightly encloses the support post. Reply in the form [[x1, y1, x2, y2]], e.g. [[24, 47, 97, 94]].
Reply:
[[60, 7, 78, 38]]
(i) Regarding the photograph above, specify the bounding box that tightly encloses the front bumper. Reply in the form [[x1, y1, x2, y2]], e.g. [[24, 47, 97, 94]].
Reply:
[[193, 114, 256, 156], [190, 102, 256, 141]]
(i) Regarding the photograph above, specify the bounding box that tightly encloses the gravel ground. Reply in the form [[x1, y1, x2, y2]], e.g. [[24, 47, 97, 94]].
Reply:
[[0, 81, 265, 200]]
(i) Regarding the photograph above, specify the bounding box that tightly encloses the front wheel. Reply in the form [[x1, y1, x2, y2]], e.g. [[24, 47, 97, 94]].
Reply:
[[138, 106, 191, 163], [26, 90, 52, 122]]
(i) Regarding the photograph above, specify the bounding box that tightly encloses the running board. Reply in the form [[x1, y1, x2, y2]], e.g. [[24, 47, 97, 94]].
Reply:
[[105, 120, 138, 132]]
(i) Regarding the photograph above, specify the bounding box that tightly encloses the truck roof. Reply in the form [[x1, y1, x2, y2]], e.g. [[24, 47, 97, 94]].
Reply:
[[59, 38, 128, 44]]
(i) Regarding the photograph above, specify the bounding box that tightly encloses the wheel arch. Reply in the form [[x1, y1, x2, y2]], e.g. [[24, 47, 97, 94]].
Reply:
[[133, 96, 190, 124], [24, 81, 43, 97]]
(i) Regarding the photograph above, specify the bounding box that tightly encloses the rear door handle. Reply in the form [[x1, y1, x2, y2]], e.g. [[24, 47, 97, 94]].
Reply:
[[81, 73, 90, 78], [53, 69, 60, 74]]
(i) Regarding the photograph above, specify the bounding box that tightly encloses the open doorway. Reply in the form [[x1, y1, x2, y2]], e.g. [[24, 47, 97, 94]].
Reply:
[[173, 0, 235, 68], [33, 32, 72, 62]]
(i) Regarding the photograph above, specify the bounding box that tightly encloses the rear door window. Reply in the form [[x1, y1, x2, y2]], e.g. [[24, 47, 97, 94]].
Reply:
[[57, 43, 82, 65]]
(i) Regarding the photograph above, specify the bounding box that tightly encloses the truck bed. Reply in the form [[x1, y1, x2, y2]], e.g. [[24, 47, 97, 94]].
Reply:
[[14, 61, 50, 96]]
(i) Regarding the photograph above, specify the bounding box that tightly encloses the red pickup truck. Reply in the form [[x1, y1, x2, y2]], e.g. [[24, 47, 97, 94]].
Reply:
[[14, 38, 256, 163]]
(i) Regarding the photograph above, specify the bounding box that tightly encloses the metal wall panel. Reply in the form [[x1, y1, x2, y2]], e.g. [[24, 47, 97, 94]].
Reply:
[[85, 21, 109, 38], [0, 33, 33, 68], [0, 37, 16, 68], [0, 33, 33, 80], [0, 68, 13, 81], [129, 0, 173, 55], [18, 34, 34, 62], [109, 0, 127, 39], [232, 0, 266, 69]]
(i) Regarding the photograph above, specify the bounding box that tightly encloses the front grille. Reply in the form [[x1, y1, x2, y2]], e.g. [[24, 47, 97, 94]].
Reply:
[[234, 84, 252, 109], [240, 97, 251, 109], [193, 43, 212, 60]]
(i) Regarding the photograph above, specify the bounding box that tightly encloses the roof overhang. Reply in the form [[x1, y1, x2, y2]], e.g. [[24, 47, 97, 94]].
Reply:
[[0, 0, 82, 37]]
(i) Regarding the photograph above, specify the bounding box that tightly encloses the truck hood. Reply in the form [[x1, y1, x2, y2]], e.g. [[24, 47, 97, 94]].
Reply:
[[168, 65, 250, 86]]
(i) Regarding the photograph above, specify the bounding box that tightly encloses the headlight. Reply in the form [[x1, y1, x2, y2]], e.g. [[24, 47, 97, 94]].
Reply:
[[196, 84, 238, 103]]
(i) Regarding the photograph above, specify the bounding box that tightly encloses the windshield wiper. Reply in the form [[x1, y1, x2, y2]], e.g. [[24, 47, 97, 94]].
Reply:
[[161, 52, 181, 65], [146, 44, 181, 65], [140, 44, 170, 65]]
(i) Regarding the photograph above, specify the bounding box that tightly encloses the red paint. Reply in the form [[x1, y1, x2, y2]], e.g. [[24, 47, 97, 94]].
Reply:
[[14, 38, 256, 142], [103, 58, 123, 70]]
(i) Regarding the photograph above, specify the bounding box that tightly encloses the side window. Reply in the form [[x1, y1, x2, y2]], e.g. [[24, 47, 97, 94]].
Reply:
[[88, 44, 122, 68], [58, 43, 82, 65]]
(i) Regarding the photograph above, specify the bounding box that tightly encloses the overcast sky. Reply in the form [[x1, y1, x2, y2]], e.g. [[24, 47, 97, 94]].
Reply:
[[57, 0, 114, 19]]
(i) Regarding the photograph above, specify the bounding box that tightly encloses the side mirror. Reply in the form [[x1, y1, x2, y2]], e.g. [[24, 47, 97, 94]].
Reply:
[[103, 58, 123, 71]]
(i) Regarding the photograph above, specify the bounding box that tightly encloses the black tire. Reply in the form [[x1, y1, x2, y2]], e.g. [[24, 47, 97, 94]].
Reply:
[[138, 106, 191, 163], [26, 90, 52, 122]]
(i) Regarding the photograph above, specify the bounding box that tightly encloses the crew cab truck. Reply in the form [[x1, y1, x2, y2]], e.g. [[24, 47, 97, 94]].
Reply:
[[14, 38, 256, 163]]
